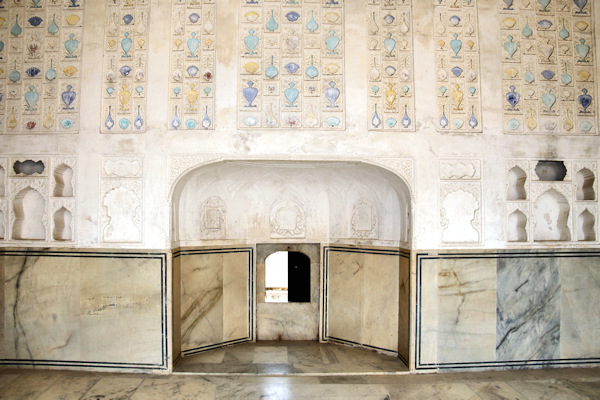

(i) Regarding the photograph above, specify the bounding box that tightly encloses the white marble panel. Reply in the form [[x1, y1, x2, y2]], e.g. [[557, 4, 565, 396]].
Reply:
[[79, 257, 163, 365], [327, 250, 363, 344], [437, 257, 497, 364], [257, 303, 318, 341], [1, 255, 81, 361], [1, 253, 164, 367], [180, 253, 223, 351], [223, 251, 250, 342], [560, 256, 600, 359], [362, 252, 399, 352], [398, 253, 410, 362], [418, 258, 439, 366]]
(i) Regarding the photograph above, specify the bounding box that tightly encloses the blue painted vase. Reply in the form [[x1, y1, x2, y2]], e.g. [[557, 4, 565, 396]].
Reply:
[[24, 86, 39, 111], [62, 85, 76, 110], [326, 30, 340, 55], [65, 33, 78, 58], [243, 81, 258, 107], [244, 29, 258, 55], [285, 82, 299, 107], [187, 32, 199, 58], [506, 85, 519, 110], [325, 81, 340, 108], [578, 89, 592, 113]]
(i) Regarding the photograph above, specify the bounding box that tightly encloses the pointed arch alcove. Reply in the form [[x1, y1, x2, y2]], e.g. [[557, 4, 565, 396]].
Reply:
[[576, 168, 595, 201], [577, 209, 596, 242], [507, 166, 527, 200], [53, 164, 74, 197], [508, 209, 527, 242], [53, 207, 73, 241], [533, 189, 571, 241], [170, 160, 412, 367], [12, 187, 46, 241]]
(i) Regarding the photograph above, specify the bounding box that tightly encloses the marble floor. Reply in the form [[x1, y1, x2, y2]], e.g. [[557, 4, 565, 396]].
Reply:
[[175, 341, 408, 375], [1, 364, 599, 399]]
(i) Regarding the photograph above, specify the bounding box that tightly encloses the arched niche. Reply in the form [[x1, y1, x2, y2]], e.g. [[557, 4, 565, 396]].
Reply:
[[171, 161, 412, 246], [53, 164, 74, 197], [508, 209, 527, 242], [12, 187, 46, 240], [53, 207, 73, 241], [0, 166, 5, 197], [577, 209, 596, 242], [0, 210, 5, 239], [507, 166, 527, 200], [576, 168, 595, 201], [533, 189, 571, 241]]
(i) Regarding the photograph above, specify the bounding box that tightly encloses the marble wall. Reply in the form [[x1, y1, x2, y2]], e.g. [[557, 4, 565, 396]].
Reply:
[[324, 246, 408, 356], [416, 250, 600, 370], [175, 247, 252, 356], [0, 250, 167, 371]]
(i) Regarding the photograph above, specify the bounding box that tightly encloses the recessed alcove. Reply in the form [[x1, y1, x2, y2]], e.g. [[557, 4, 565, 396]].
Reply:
[[0, 166, 5, 197], [533, 189, 571, 241], [53, 207, 73, 241], [576, 168, 595, 201], [577, 209, 596, 242], [53, 164, 74, 197], [13, 160, 45, 176], [508, 209, 527, 242], [12, 187, 46, 240], [534, 161, 567, 181], [507, 166, 527, 200], [171, 160, 412, 367]]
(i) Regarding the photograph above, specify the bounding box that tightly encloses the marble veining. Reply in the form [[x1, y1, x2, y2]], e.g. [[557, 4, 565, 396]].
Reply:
[[496, 257, 560, 361]]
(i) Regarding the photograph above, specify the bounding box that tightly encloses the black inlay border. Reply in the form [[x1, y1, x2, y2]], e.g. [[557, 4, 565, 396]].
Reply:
[[0, 250, 168, 371], [415, 250, 600, 370], [174, 247, 254, 356], [322, 246, 410, 355]]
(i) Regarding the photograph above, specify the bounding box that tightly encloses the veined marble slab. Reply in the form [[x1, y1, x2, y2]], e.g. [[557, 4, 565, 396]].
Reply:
[[437, 257, 496, 364], [0, 251, 166, 368], [496, 257, 560, 361], [560, 256, 600, 359], [178, 248, 251, 354]]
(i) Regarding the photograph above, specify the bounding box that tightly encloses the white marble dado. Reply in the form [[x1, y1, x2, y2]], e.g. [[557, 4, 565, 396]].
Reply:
[[177, 248, 251, 355], [0, 250, 166, 370], [560, 256, 600, 359], [416, 251, 600, 370], [325, 246, 402, 354]]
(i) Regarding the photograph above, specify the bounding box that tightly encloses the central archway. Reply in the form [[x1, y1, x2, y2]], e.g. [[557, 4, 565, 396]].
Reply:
[[170, 160, 412, 366]]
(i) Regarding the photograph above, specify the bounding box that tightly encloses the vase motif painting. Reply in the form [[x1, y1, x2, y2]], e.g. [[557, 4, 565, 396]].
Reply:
[[433, 0, 482, 133], [499, 0, 596, 134], [238, 0, 345, 129], [101, 0, 150, 133], [0, 1, 84, 134], [367, 1, 415, 131], [168, 0, 216, 131]]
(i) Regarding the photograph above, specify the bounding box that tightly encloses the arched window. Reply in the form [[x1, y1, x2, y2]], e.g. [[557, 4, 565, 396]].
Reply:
[[265, 251, 310, 303]]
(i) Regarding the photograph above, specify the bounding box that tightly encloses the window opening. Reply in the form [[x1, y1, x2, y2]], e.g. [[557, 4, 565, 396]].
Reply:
[[265, 251, 310, 303]]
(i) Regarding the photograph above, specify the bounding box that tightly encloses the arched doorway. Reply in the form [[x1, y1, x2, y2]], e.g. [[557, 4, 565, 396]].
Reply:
[[170, 160, 412, 368]]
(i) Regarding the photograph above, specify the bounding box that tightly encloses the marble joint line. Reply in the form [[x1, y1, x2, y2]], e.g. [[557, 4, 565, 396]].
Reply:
[[0, 0, 84, 134], [366, 0, 415, 131], [433, 0, 482, 133], [499, 0, 597, 135], [168, 0, 216, 131], [238, 0, 345, 129], [101, 0, 150, 133]]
